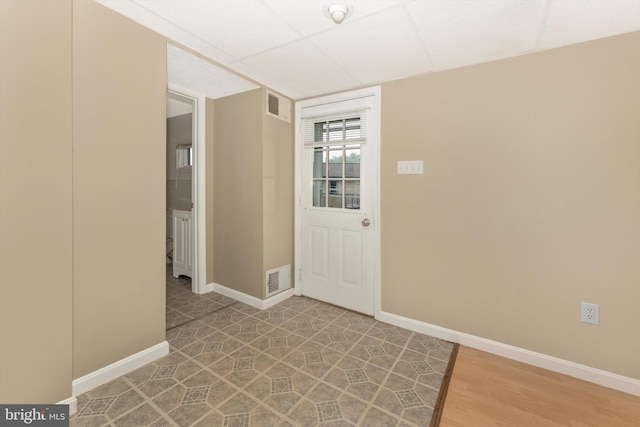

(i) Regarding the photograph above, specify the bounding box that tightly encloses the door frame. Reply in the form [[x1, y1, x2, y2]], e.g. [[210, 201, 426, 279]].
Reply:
[[294, 86, 382, 316], [167, 84, 208, 295]]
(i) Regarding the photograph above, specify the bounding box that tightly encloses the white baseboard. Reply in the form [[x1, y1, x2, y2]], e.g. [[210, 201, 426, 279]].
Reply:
[[72, 341, 169, 396], [210, 282, 295, 310], [376, 310, 640, 397], [197, 281, 216, 295], [58, 396, 77, 416]]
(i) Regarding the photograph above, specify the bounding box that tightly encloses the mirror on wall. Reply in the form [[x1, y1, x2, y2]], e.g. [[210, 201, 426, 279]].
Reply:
[[176, 144, 192, 169]]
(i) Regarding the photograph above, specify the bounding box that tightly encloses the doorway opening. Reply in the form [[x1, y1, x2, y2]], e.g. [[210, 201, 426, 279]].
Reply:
[[166, 91, 194, 285]]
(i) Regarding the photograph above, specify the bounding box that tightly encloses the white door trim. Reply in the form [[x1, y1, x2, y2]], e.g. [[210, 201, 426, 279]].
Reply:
[[294, 86, 381, 316], [167, 84, 208, 295]]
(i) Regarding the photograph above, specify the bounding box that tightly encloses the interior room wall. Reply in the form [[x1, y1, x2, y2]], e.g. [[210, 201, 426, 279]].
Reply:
[[0, 0, 73, 403], [380, 30, 640, 380], [212, 89, 295, 298], [72, 0, 167, 378], [262, 89, 294, 294], [213, 89, 264, 298]]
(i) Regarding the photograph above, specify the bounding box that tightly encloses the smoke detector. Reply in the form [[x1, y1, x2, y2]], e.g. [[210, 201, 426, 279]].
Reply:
[[327, 3, 350, 24]]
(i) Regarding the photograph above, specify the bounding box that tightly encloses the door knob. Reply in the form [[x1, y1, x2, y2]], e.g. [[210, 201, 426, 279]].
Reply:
[[361, 218, 371, 227]]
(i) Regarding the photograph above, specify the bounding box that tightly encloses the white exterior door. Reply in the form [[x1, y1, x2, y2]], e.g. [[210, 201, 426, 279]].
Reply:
[[297, 89, 380, 315]]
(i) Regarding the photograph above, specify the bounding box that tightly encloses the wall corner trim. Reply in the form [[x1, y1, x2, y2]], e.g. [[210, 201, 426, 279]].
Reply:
[[72, 341, 169, 397], [376, 310, 640, 397], [210, 282, 295, 310]]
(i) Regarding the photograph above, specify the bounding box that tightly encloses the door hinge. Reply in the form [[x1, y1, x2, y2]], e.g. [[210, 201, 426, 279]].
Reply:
[[298, 268, 302, 281]]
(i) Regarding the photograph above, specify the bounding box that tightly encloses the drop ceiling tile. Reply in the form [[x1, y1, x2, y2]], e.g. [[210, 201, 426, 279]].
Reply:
[[264, 0, 402, 35], [97, 0, 236, 63], [133, 0, 301, 59], [407, 0, 546, 71], [228, 62, 305, 100], [167, 45, 259, 100], [239, 40, 362, 99], [539, 0, 640, 50], [311, 6, 433, 84]]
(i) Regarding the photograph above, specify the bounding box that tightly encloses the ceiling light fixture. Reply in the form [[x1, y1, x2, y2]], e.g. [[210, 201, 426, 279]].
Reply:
[[327, 3, 349, 24]]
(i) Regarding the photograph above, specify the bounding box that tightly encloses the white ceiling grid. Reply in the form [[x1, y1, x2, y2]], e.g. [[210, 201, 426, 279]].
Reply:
[[97, 0, 640, 100]]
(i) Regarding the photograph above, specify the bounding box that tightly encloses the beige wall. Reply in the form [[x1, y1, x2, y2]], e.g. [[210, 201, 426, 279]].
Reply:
[[213, 89, 294, 298], [262, 90, 294, 292], [213, 89, 264, 298], [72, 0, 166, 378], [0, 0, 73, 403], [381, 31, 640, 379]]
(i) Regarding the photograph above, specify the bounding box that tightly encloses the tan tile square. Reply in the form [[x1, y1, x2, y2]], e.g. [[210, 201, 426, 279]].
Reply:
[[277, 296, 319, 312], [280, 315, 329, 338], [218, 391, 258, 415], [308, 383, 342, 402], [337, 393, 368, 424], [249, 329, 307, 359], [136, 378, 178, 399], [70, 414, 109, 427], [210, 350, 277, 387], [373, 388, 405, 417], [309, 326, 363, 353], [182, 369, 220, 387], [264, 391, 302, 416], [361, 406, 401, 427], [85, 377, 130, 398], [182, 333, 244, 366], [206, 379, 239, 408], [152, 384, 186, 413], [403, 405, 433, 426], [112, 403, 163, 426], [192, 411, 224, 426], [167, 403, 212, 426], [366, 323, 412, 347], [106, 389, 145, 420], [288, 398, 320, 426], [348, 336, 404, 369]]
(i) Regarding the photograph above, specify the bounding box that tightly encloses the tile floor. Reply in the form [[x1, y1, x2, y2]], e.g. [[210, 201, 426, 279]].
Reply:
[[165, 266, 236, 330], [71, 269, 455, 427]]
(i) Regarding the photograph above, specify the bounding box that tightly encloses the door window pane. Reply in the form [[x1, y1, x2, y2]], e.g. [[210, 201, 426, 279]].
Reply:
[[310, 144, 360, 210], [328, 149, 343, 178], [313, 181, 326, 207], [345, 147, 360, 179], [345, 181, 360, 209], [328, 180, 342, 208], [313, 149, 326, 179]]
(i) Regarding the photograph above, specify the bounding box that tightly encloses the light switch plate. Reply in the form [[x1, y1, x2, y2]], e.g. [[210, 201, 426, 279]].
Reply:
[[397, 160, 424, 174]]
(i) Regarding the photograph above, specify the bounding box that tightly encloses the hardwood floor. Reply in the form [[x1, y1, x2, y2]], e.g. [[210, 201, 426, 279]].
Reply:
[[439, 346, 640, 427]]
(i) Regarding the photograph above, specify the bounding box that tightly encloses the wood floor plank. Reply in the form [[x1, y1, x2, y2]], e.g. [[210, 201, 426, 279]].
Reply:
[[439, 346, 640, 427]]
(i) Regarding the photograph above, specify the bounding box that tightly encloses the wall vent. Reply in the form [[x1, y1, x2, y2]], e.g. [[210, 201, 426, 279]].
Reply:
[[266, 264, 291, 297], [266, 90, 291, 123]]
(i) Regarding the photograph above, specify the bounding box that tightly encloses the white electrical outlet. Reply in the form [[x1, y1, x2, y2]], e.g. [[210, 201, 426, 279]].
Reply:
[[581, 302, 600, 325]]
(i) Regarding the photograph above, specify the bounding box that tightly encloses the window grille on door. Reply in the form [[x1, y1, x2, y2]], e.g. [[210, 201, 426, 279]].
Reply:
[[304, 110, 367, 210]]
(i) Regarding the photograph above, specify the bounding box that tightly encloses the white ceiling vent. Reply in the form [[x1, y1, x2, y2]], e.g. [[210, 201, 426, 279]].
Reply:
[[266, 265, 291, 297], [266, 90, 291, 123]]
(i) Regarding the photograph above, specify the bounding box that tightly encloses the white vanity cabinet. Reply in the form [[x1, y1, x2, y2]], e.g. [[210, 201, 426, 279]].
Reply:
[[172, 210, 192, 279]]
